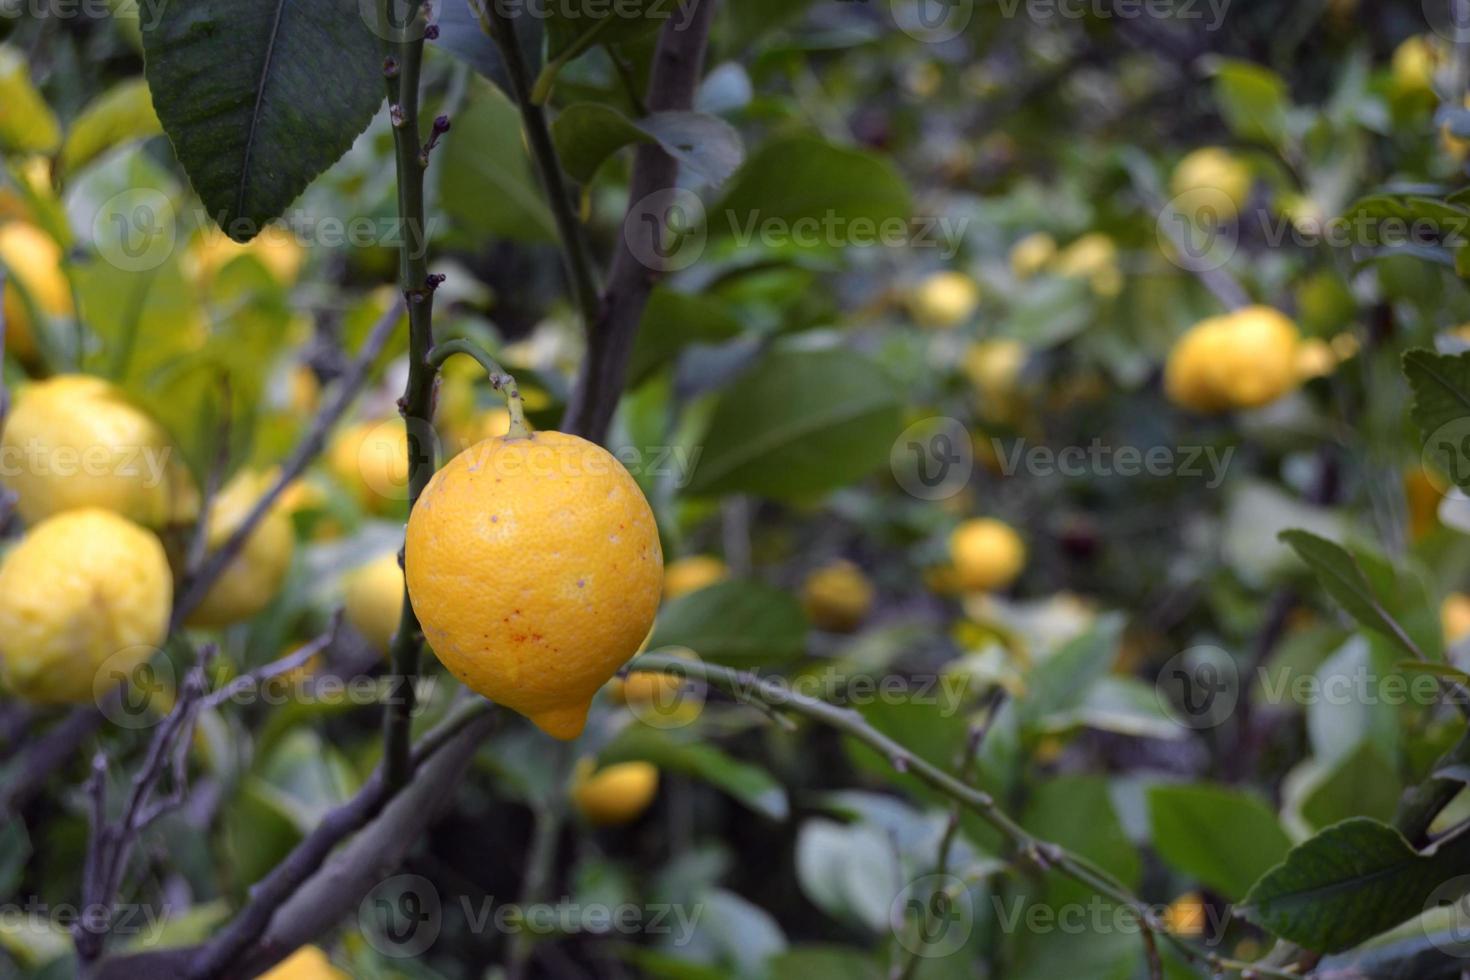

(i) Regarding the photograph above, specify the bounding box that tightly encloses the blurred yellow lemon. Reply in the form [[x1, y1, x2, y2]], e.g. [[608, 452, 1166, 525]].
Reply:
[[344, 552, 404, 654], [801, 561, 875, 633], [909, 271, 981, 329], [1171, 147, 1252, 219], [1164, 893, 1209, 937], [663, 555, 728, 601], [192, 227, 306, 286], [570, 758, 659, 825], [327, 419, 411, 513], [1393, 35, 1442, 96], [1010, 233, 1057, 280], [0, 222, 71, 361], [260, 946, 348, 980], [1165, 306, 1300, 413], [950, 518, 1026, 593], [0, 509, 171, 703], [1, 375, 196, 527], [1444, 594, 1470, 646], [185, 470, 295, 628], [1054, 233, 1122, 297]]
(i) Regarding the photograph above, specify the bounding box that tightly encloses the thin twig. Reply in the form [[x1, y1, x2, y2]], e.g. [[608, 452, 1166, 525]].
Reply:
[[480, 1, 602, 331], [203, 612, 343, 710], [172, 298, 406, 627]]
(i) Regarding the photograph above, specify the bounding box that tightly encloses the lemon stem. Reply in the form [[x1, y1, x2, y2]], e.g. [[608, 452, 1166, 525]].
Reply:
[[428, 339, 531, 439]]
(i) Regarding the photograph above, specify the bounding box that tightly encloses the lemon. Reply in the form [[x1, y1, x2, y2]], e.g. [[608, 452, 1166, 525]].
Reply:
[[663, 555, 728, 601], [192, 227, 306, 286], [1010, 233, 1057, 280], [1, 375, 197, 527], [0, 509, 171, 703], [0, 222, 71, 361], [260, 946, 348, 980], [801, 561, 875, 633], [1293, 338, 1338, 382], [909, 271, 981, 329], [1054, 233, 1122, 297], [185, 470, 295, 628], [327, 419, 411, 514], [950, 518, 1026, 593], [1171, 148, 1252, 219], [1442, 96, 1470, 161], [1444, 594, 1470, 646], [344, 552, 404, 654], [570, 758, 659, 826], [1163, 893, 1208, 937], [1407, 468, 1441, 541], [406, 432, 664, 740], [1392, 35, 1441, 96], [1165, 307, 1300, 413]]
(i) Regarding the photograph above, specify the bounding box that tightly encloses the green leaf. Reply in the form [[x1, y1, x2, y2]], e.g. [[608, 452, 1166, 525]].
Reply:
[[712, 135, 911, 247], [767, 948, 882, 980], [141, 0, 384, 240], [0, 47, 61, 154], [438, 79, 557, 243], [686, 347, 904, 499], [1278, 530, 1426, 662], [628, 286, 744, 385], [648, 579, 807, 667], [545, 0, 672, 62], [1147, 783, 1292, 899], [1405, 348, 1470, 493], [1021, 615, 1125, 731], [1243, 818, 1470, 953], [1206, 58, 1289, 146], [601, 726, 788, 819], [1299, 743, 1401, 830], [552, 103, 651, 184], [59, 78, 162, 176], [552, 105, 744, 186], [1024, 776, 1141, 893]]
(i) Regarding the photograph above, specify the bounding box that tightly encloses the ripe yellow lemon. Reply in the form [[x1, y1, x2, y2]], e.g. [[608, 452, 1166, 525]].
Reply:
[[0, 375, 197, 527], [1165, 307, 1300, 413], [260, 946, 348, 980], [344, 552, 404, 654], [0, 222, 71, 361], [327, 419, 411, 513], [663, 554, 728, 601], [801, 561, 875, 633], [1010, 233, 1057, 280], [570, 758, 659, 825], [0, 509, 171, 703], [909, 271, 981, 329], [405, 432, 664, 740], [950, 518, 1026, 593], [185, 470, 295, 628], [1171, 148, 1252, 219], [1163, 893, 1208, 937]]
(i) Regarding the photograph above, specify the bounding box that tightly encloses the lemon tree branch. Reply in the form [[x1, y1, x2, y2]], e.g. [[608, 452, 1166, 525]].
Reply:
[[630, 653, 1300, 980], [428, 339, 530, 439]]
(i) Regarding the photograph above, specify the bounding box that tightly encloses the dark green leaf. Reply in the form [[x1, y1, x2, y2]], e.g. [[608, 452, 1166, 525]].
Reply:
[[1278, 530, 1426, 661], [438, 79, 557, 243], [1299, 743, 1401, 830], [1405, 349, 1470, 493], [142, 0, 384, 240], [712, 135, 911, 247], [1243, 818, 1470, 953], [628, 286, 744, 385], [1147, 783, 1292, 899], [552, 103, 651, 184], [552, 105, 743, 186], [686, 347, 904, 499], [648, 579, 807, 667]]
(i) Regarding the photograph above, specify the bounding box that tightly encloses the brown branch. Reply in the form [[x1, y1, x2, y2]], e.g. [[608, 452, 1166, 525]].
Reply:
[[560, 0, 717, 442]]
